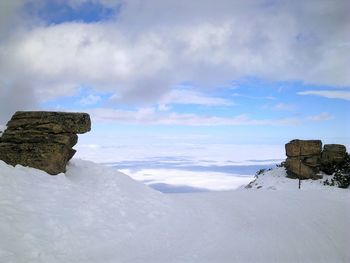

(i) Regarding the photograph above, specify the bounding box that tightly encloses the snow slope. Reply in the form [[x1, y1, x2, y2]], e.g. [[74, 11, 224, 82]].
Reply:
[[0, 159, 349, 263], [246, 166, 346, 190]]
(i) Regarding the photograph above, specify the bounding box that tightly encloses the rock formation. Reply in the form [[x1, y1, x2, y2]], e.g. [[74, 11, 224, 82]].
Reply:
[[321, 144, 347, 166], [0, 111, 91, 175], [285, 139, 348, 179], [285, 139, 322, 179]]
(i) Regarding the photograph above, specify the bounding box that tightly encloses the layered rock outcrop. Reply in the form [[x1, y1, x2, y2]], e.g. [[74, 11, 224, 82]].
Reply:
[[285, 139, 348, 179], [0, 111, 91, 175], [285, 140, 322, 179]]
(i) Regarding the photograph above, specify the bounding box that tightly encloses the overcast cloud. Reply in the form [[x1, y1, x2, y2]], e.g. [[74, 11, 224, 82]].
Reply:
[[0, 0, 349, 122]]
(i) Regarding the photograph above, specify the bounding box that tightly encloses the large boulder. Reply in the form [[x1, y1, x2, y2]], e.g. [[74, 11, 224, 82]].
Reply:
[[320, 144, 348, 175], [0, 111, 91, 175], [285, 139, 322, 179], [285, 139, 322, 157], [285, 139, 348, 179], [321, 144, 347, 165]]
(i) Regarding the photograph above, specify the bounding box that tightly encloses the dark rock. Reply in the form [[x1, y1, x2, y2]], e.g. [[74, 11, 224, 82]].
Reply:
[[0, 111, 91, 175], [1, 130, 78, 147], [320, 144, 348, 175], [0, 142, 73, 175], [321, 144, 347, 165], [302, 156, 320, 167], [323, 154, 350, 188]]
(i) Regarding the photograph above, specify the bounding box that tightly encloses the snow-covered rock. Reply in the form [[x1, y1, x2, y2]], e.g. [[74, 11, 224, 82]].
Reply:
[[246, 166, 349, 190], [0, 159, 349, 263]]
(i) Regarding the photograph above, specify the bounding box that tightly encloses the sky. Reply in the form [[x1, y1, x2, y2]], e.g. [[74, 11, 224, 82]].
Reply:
[[0, 0, 349, 175]]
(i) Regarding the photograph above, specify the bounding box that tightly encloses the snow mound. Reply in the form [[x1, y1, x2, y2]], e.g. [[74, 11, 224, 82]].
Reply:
[[0, 159, 180, 263], [1, 159, 349, 263], [246, 166, 343, 190]]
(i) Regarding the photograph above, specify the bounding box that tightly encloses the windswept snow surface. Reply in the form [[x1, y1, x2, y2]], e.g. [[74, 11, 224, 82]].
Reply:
[[0, 160, 349, 263]]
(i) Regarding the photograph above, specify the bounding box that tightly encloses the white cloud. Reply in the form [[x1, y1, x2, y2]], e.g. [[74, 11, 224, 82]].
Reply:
[[160, 89, 232, 107], [0, 0, 349, 121], [0, 0, 23, 36], [122, 168, 253, 191], [75, 139, 286, 166], [306, 112, 334, 122], [87, 108, 300, 126], [0, 81, 39, 123], [233, 94, 277, 100], [298, 90, 350, 100], [157, 104, 171, 112]]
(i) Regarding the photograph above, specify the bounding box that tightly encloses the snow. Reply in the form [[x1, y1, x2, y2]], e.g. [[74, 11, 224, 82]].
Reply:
[[0, 159, 349, 263], [246, 167, 340, 190]]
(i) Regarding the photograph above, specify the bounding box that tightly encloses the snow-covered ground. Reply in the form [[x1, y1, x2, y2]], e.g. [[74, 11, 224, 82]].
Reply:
[[246, 166, 340, 190], [0, 159, 349, 263]]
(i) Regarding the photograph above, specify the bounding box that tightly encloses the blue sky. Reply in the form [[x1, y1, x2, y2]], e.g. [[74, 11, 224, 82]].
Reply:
[[25, 0, 118, 24], [0, 0, 349, 163]]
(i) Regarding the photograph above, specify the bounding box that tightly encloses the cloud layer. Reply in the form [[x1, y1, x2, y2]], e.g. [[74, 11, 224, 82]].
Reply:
[[0, 0, 349, 122], [298, 90, 350, 101], [87, 107, 302, 126]]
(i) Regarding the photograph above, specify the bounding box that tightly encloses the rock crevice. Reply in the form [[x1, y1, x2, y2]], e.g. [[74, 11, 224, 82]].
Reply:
[[0, 111, 91, 175]]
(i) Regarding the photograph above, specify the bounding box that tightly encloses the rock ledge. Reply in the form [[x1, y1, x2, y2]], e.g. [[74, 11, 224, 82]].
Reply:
[[0, 111, 91, 175]]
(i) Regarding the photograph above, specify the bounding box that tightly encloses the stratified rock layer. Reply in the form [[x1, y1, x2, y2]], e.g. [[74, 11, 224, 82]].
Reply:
[[0, 111, 91, 175], [6, 111, 91, 133]]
